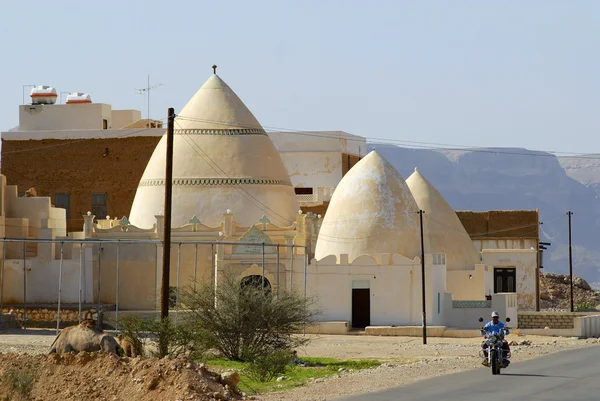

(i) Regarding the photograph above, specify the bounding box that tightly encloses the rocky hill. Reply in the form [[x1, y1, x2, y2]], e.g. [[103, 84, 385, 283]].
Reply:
[[540, 272, 600, 311], [368, 144, 600, 285]]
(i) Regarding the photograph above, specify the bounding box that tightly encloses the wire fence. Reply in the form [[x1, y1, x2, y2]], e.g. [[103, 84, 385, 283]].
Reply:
[[0, 238, 307, 333]]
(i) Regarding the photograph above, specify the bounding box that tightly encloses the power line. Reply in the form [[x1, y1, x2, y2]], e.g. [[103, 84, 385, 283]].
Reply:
[[174, 120, 294, 226], [176, 114, 600, 160], [1, 121, 167, 155]]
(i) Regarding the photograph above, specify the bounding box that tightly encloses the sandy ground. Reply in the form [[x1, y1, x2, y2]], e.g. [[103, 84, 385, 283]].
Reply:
[[0, 329, 596, 401], [259, 333, 598, 401]]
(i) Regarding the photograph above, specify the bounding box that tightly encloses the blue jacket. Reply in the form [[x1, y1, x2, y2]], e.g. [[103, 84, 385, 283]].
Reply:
[[483, 320, 505, 335]]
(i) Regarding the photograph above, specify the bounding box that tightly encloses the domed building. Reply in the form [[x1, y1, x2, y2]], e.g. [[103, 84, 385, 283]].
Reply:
[[129, 72, 299, 229], [405, 167, 480, 270], [315, 151, 425, 262]]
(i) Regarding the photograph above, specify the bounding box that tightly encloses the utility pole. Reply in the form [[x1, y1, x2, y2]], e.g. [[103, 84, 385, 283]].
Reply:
[[418, 210, 427, 345], [159, 107, 175, 355], [567, 211, 574, 312]]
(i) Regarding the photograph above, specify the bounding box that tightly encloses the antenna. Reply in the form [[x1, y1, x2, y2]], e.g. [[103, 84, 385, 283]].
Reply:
[[135, 75, 163, 127]]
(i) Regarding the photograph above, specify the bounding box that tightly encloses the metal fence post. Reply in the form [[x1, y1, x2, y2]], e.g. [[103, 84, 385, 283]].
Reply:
[[276, 244, 280, 299], [78, 242, 83, 323], [289, 245, 294, 294], [262, 242, 265, 289], [116, 241, 120, 330], [56, 242, 64, 333], [23, 241, 27, 329], [193, 243, 198, 292], [97, 247, 102, 328], [176, 243, 181, 324], [0, 239, 5, 329], [210, 243, 215, 297]]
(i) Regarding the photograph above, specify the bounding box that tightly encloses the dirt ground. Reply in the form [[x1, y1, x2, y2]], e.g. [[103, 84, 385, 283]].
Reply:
[[0, 329, 596, 401]]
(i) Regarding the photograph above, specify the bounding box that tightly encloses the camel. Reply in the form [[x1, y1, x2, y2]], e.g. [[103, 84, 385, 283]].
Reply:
[[116, 334, 143, 357], [49, 314, 121, 355]]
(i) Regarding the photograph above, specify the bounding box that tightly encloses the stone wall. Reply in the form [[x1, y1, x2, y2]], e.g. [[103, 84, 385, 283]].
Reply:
[[1, 136, 161, 232], [457, 210, 539, 239], [1, 307, 95, 326], [517, 312, 593, 329]]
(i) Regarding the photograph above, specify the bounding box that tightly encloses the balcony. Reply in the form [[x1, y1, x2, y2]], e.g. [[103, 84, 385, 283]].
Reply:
[[295, 187, 334, 207]]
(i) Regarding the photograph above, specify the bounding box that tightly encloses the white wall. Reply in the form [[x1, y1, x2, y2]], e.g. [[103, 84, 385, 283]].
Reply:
[[19, 103, 113, 131], [111, 109, 142, 129], [482, 249, 537, 311], [269, 131, 366, 156], [447, 264, 489, 300], [268, 131, 367, 190], [299, 253, 447, 326]]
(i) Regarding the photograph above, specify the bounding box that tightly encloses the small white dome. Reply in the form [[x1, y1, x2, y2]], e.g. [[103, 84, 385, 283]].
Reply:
[[406, 168, 480, 270], [315, 151, 423, 262]]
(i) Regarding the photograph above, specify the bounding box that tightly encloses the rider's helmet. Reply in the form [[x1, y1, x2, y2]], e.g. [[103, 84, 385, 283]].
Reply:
[[491, 311, 499, 318]]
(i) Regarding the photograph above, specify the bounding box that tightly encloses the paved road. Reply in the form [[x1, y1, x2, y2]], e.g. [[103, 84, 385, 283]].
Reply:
[[337, 345, 600, 401]]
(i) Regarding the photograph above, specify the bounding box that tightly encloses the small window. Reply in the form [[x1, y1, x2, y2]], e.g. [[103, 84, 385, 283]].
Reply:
[[54, 193, 70, 219], [91, 193, 107, 219], [103, 119, 108, 129], [494, 268, 516, 293], [294, 187, 313, 195], [433, 253, 446, 265]]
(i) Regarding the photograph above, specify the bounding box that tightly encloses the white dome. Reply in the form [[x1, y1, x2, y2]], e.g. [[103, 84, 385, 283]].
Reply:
[[315, 151, 423, 262], [129, 74, 299, 228], [406, 168, 480, 270]]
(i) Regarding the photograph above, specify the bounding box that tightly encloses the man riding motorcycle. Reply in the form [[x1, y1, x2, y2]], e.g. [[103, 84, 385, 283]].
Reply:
[[481, 311, 511, 367]]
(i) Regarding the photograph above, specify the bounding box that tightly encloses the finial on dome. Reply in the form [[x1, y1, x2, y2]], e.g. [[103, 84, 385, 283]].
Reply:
[[212, 64, 217, 74], [414, 167, 418, 172]]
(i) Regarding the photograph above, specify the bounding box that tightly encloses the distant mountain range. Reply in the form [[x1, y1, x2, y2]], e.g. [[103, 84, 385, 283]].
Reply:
[[367, 144, 600, 288]]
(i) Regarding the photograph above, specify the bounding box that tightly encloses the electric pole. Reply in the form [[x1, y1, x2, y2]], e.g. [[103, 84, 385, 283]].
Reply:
[[567, 211, 574, 312], [159, 107, 175, 355], [418, 209, 427, 345]]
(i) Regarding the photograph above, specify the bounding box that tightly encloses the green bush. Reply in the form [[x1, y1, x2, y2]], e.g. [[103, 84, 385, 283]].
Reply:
[[0, 368, 36, 401], [245, 350, 294, 382], [180, 274, 320, 362], [574, 301, 597, 311], [116, 315, 209, 359]]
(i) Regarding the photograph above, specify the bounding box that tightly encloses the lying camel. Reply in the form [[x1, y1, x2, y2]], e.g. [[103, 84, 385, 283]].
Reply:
[[49, 324, 121, 355], [116, 334, 143, 357]]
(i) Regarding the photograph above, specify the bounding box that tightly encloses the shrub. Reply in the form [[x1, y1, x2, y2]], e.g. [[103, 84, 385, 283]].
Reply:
[[116, 315, 208, 359], [574, 301, 597, 312], [0, 368, 36, 401], [246, 350, 294, 382], [180, 274, 320, 362]]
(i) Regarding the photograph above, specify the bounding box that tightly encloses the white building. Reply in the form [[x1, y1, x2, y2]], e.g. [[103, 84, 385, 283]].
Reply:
[[0, 72, 541, 334]]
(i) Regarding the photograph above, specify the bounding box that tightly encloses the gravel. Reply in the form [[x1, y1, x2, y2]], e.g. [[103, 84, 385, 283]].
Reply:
[[0, 329, 595, 401], [258, 334, 598, 401]]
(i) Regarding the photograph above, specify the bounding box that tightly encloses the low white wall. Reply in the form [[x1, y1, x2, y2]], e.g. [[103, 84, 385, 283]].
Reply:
[[300, 253, 447, 326]]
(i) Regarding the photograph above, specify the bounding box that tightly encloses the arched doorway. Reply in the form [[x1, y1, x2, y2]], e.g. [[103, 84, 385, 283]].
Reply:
[[240, 275, 272, 294]]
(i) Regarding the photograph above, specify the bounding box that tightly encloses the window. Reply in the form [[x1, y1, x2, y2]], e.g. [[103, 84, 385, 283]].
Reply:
[[91, 193, 107, 219], [54, 193, 70, 219], [294, 187, 313, 195], [103, 119, 108, 129], [433, 253, 446, 265], [494, 268, 516, 293]]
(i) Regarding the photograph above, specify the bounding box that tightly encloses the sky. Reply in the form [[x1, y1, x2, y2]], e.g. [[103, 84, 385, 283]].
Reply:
[[1, 0, 598, 154]]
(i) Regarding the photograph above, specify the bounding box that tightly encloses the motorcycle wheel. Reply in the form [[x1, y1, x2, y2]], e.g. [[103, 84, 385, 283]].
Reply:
[[490, 349, 500, 375]]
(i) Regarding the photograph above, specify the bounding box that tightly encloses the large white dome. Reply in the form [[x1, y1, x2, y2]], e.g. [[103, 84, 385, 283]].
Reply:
[[315, 151, 424, 262], [129, 73, 299, 228], [406, 168, 480, 270]]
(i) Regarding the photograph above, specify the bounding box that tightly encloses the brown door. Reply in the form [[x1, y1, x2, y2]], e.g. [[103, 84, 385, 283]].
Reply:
[[352, 288, 370, 328]]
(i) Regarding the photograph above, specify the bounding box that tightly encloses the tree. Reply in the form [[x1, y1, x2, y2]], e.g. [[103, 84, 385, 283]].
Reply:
[[180, 274, 320, 361]]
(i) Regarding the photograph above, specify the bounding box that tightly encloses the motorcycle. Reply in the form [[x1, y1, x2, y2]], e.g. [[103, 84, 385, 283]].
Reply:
[[478, 316, 511, 375]]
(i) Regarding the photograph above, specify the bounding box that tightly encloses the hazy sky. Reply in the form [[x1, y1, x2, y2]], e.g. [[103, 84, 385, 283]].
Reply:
[[1, 1, 598, 154]]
